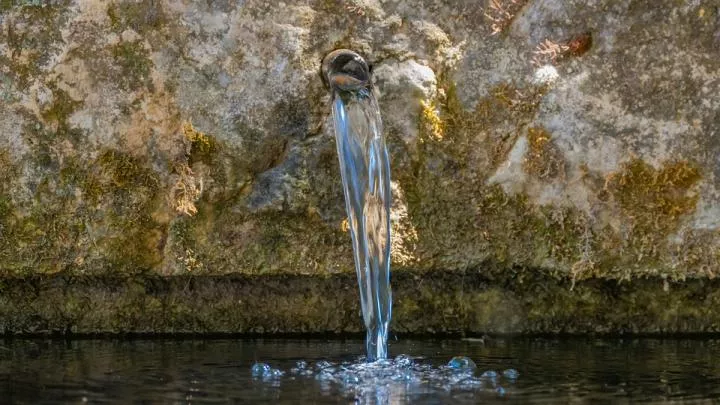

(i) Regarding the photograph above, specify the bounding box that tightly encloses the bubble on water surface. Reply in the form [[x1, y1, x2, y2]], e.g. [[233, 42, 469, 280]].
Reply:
[[503, 368, 519, 380], [394, 354, 413, 367], [251, 362, 284, 380], [448, 356, 477, 370], [251, 363, 270, 377]]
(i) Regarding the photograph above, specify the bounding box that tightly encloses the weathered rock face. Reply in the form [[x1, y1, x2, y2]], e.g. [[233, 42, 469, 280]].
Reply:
[[0, 0, 719, 332]]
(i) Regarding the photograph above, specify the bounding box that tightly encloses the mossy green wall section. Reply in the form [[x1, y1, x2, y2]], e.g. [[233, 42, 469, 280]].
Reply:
[[0, 0, 718, 333]]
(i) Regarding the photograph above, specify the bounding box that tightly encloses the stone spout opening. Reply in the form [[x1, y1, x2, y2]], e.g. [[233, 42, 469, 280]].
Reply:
[[321, 49, 372, 92]]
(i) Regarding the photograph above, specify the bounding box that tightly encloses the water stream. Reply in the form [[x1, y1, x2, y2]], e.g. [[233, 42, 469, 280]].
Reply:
[[322, 49, 392, 362]]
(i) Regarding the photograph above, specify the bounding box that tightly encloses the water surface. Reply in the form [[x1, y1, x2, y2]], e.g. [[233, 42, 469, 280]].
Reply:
[[2, 337, 720, 404]]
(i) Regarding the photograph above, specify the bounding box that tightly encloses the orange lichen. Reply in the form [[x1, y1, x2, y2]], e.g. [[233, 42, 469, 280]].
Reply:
[[532, 33, 593, 66], [484, 0, 530, 35], [523, 127, 565, 180]]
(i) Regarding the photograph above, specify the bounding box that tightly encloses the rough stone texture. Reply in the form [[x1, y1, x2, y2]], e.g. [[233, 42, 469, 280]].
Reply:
[[3, 273, 720, 335], [0, 0, 719, 333]]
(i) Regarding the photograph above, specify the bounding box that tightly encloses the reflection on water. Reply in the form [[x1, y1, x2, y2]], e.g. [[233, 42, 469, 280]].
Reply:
[[2, 337, 720, 404]]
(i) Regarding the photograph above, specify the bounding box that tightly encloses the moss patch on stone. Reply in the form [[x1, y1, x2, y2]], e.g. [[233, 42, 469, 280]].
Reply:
[[106, 0, 166, 35], [79, 149, 165, 271], [3, 271, 720, 335], [605, 158, 701, 235], [419, 79, 547, 170], [0, 129, 166, 275], [524, 127, 566, 180], [405, 79, 579, 273], [406, 75, 715, 282], [111, 41, 154, 91], [166, 203, 351, 276], [159, 122, 350, 276], [589, 158, 703, 277], [0, 150, 16, 259]]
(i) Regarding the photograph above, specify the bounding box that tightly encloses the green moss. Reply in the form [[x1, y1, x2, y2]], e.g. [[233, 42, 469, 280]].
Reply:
[[166, 204, 350, 275], [5, 270, 720, 335], [110, 41, 154, 91], [95, 149, 159, 191], [1, 187, 86, 275], [406, 78, 582, 273], [40, 85, 82, 125], [606, 158, 701, 232], [107, 1, 166, 34], [37, 83, 85, 145], [406, 75, 716, 281], [78, 149, 164, 271], [419, 99, 444, 141], [0, 141, 88, 275], [416, 79, 547, 174], [673, 230, 720, 279], [603, 158, 702, 264], [0, 151, 16, 250], [0, 143, 165, 276]]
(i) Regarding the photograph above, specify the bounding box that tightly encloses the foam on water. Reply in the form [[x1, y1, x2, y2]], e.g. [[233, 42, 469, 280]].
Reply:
[[252, 355, 519, 403]]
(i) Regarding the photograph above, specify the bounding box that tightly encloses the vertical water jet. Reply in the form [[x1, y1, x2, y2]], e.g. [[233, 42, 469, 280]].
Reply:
[[321, 49, 392, 362]]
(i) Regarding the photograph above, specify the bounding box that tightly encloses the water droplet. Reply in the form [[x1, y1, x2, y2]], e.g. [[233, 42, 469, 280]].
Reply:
[[341, 372, 360, 385], [394, 354, 413, 367], [447, 356, 477, 370], [456, 376, 482, 390], [295, 360, 308, 370], [496, 386, 506, 396], [503, 368, 519, 380], [316, 370, 334, 381], [251, 362, 271, 377], [316, 360, 333, 370]]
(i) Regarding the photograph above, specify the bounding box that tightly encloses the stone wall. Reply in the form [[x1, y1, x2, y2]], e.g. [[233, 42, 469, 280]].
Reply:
[[0, 0, 719, 333]]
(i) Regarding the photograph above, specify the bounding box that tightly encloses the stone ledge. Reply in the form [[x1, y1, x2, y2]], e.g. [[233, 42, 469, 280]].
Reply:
[[1, 271, 719, 335]]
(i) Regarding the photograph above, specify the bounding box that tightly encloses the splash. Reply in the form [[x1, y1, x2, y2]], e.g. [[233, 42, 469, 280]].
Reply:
[[251, 356, 519, 403], [322, 49, 392, 362]]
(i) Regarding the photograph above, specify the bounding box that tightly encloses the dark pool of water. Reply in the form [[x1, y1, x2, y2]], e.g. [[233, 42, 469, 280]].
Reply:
[[2, 337, 720, 404]]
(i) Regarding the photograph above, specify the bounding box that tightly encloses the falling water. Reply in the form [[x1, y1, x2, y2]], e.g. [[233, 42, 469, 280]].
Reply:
[[249, 52, 517, 402], [322, 49, 392, 362]]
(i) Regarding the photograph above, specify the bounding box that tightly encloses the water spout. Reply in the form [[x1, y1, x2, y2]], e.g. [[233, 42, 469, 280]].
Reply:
[[322, 49, 392, 362]]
